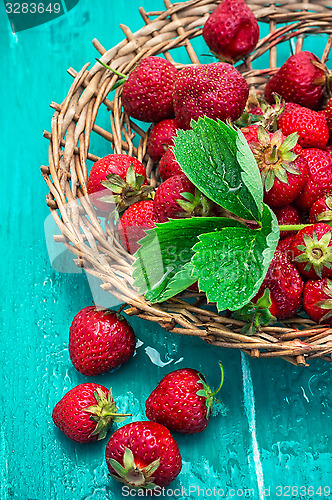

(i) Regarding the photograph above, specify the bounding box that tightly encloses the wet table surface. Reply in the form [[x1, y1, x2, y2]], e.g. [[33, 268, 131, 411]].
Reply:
[[1, 1, 331, 499]]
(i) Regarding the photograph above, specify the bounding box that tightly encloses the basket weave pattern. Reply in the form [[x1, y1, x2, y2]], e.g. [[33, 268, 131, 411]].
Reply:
[[42, 0, 332, 366]]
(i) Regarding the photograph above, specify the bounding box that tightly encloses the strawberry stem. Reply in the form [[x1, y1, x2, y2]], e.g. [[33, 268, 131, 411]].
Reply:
[[279, 224, 312, 232], [210, 362, 224, 397], [96, 58, 127, 80]]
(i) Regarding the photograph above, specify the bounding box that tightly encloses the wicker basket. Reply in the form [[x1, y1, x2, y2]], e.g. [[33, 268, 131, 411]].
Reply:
[[42, 0, 332, 366]]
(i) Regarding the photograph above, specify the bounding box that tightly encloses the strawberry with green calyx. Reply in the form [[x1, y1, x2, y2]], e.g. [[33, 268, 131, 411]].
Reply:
[[202, 0, 259, 64], [291, 223, 332, 279], [100, 164, 154, 212], [105, 421, 182, 489], [246, 126, 308, 207], [239, 93, 286, 132], [52, 384, 131, 443], [145, 363, 225, 434], [87, 154, 148, 212], [309, 195, 332, 225], [232, 289, 276, 334], [303, 278, 332, 324], [96, 56, 178, 123], [153, 174, 215, 223]]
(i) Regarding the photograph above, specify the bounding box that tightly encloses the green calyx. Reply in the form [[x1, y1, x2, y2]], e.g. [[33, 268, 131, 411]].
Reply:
[[294, 229, 332, 278], [316, 279, 332, 322], [84, 388, 131, 441], [96, 58, 129, 91], [196, 362, 224, 419], [316, 196, 332, 224], [176, 188, 215, 218], [238, 92, 285, 131], [107, 447, 160, 489], [100, 164, 155, 211], [250, 126, 300, 192], [232, 288, 276, 334]]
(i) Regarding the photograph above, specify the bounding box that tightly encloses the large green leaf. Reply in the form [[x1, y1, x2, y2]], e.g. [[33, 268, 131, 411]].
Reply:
[[132, 217, 244, 303], [191, 205, 279, 311], [173, 117, 263, 223]]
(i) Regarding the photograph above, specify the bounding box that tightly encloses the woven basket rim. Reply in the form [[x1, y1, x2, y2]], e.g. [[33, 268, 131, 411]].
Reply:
[[42, 0, 332, 366]]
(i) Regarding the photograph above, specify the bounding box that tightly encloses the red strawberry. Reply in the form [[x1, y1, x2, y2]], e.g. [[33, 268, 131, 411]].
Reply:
[[172, 62, 249, 130], [264, 51, 328, 110], [253, 250, 303, 319], [278, 105, 329, 149], [105, 421, 182, 489], [246, 127, 308, 207], [309, 195, 332, 225], [294, 148, 332, 211], [147, 119, 179, 163], [158, 148, 183, 181], [119, 200, 157, 254], [202, 0, 259, 63], [52, 383, 129, 443], [87, 154, 148, 211], [153, 174, 214, 223], [273, 204, 302, 239], [69, 306, 136, 376], [277, 235, 296, 263], [291, 223, 332, 279], [303, 278, 332, 324], [145, 364, 224, 434]]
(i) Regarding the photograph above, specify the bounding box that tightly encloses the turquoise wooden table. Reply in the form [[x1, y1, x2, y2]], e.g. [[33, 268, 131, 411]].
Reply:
[[1, 1, 331, 499]]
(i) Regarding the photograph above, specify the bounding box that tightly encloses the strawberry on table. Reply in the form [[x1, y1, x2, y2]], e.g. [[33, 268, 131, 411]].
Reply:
[[119, 200, 157, 254], [147, 119, 179, 163], [294, 148, 332, 211], [69, 306, 136, 376], [153, 174, 214, 223], [291, 223, 332, 279], [278, 105, 329, 149], [245, 126, 308, 207], [105, 421, 182, 489], [264, 51, 328, 110], [87, 154, 150, 212], [145, 364, 224, 434], [52, 383, 130, 443], [309, 195, 332, 225], [158, 147, 183, 181], [172, 62, 249, 129], [202, 0, 259, 63], [303, 278, 332, 324], [253, 250, 303, 320]]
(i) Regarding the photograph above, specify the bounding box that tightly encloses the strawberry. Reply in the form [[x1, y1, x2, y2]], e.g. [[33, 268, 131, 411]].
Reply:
[[294, 148, 332, 211], [246, 126, 308, 207], [264, 51, 328, 110], [278, 105, 329, 149], [172, 62, 249, 129], [52, 384, 129, 443], [309, 195, 332, 225], [253, 250, 303, 320], [325, 96, 332, 132], [277, 234, 296, 263], [291, 223, 332, 279], [98, 56, 178, 123], [145, 364, 224, 434], [273, 204, 302, 239], [87, 154, 150, 212], [147, 119, 179, 163], [69, 306, 136, 376], [153, 174, 214, 223], [105, 421, 182, 489], [202, 0, 259, 63], [303, 278, 332, 324], [158, 147, 183, 181], [119, 200, 157, 254]]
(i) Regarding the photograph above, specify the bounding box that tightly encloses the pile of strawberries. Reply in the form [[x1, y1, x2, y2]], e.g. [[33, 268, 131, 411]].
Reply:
[[53, 0, 332, 493], [52, 306, 224, 490]]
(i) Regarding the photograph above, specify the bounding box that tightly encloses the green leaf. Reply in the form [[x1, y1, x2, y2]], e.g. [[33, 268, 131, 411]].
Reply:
[[173, 117, 263, 222], [132, 217, 244, 304], [191, 205, 279, 311]]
